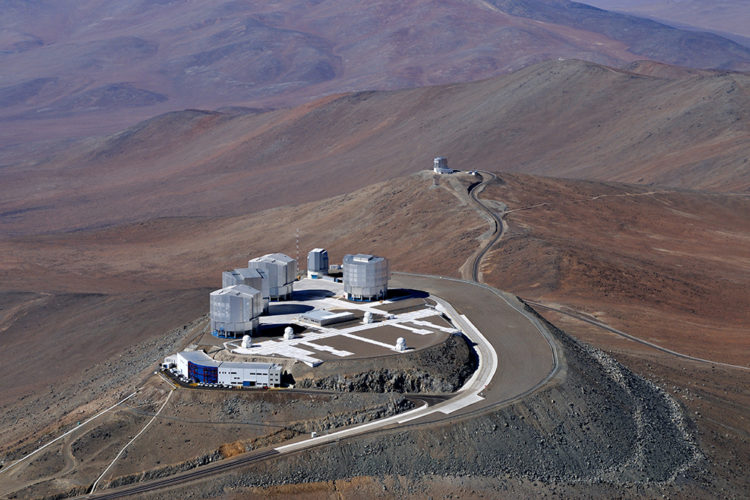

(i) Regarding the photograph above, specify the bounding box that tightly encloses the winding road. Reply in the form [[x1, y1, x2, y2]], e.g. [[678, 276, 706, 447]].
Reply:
[[81, 171, 560, 498], [467, 171, 504, 282]]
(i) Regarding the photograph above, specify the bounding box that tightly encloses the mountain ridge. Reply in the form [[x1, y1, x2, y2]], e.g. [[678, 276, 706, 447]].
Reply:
[[2, 0, 750, 147], [1, 59, 747, 237]]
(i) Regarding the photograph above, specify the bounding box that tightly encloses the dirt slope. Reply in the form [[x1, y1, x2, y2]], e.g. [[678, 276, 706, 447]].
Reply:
[[580, 0, 750, 42], [0, 170, 748, 497], [479, 172, 750, 366], [2, 59, 748, 237], [3, 0, 750, 147]]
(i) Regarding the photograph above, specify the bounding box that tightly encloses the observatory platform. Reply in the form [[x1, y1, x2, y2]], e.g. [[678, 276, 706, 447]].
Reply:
[[196, 279, 454, 367]]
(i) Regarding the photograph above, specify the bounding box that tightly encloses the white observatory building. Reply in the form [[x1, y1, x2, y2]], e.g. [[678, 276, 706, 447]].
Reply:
[[307, 248, 329, 278], [247, 253, 297, 301], [433, 156, 452, 174], [343, 254, 389, 301], [210, 284, 263, 337], [222, 267, 270, 312]]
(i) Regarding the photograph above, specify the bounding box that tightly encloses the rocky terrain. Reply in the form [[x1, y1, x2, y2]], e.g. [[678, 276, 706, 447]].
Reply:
[[126, 309, 708, 499], [0, 168, 747, 497], [479, 172, 750, 365], [294, 334, 477, 393], [0, 315, 424, 499]]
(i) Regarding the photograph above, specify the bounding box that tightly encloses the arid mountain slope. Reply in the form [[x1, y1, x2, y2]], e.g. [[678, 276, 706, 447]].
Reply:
[[478, 173, 750, 365], [2, 59, 748, 236], [2, 0, 750, 147], [580, 1, 750, 42]]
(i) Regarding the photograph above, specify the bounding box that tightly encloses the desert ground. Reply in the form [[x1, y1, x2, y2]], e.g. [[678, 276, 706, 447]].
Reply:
[[0, 168, 748, 498]]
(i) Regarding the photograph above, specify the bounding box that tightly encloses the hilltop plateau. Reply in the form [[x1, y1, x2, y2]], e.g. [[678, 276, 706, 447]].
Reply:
[[0, 5, 749, 492]]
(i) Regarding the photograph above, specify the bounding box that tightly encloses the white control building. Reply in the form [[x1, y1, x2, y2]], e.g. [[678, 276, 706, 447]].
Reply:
[[163, 351, 282, 387]]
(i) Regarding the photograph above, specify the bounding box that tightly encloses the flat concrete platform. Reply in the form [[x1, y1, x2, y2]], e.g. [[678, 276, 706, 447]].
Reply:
[[212, 279, 451, 366]]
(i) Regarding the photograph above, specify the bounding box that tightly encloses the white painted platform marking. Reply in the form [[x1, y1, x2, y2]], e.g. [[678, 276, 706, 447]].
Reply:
[[340, 332, 395, 350], [407, 319, 457, 333], [390, 323, 432, 335], [299, 342, 353, 357]]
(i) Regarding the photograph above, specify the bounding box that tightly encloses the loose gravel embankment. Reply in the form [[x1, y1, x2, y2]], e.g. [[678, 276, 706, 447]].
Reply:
[[142, 310, 702, 498]]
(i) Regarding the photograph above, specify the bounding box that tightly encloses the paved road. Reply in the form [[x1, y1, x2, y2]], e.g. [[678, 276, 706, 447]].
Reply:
[[391, 274, 560, 419], [86, 273, 559, 498], [467, 170, 504, 282]]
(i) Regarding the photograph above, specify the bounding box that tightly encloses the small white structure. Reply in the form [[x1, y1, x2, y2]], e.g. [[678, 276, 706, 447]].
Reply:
[[395, 337, 407, 352], [284, 326, 295, 340], [210, 284, 263, 338], [300, 309, 356, 326], [307, 248, 329, 279], [248, 253, 297, 301], [433, 156, 452, 174], [363, 311, 374, 324], [343, 254, 389, 301], [241, 334, 252, 348]]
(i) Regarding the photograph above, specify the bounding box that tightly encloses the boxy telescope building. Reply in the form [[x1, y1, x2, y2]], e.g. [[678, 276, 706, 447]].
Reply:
[[210, 284, 263, 338], [222, 267, 270, 312], [343, 254, 389, 301], [307, 248, 329, 278], [247, 253, 297, 300]]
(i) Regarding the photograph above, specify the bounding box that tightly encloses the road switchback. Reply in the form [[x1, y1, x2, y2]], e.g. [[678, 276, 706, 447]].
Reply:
[[391, 273, 561, 419]]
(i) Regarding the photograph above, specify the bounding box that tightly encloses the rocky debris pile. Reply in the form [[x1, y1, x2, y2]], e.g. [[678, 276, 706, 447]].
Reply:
[[106, 450, 223, 490], [287, 396, 415, 434], [294, 334, 477, 393], [297, 368, 458, 393]]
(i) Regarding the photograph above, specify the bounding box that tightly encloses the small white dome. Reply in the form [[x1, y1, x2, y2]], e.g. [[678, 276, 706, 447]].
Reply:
[[363, 311, 374, 324], [284, 326, 295, 340], [395, 337, 407, 352], [241, 334, 252, 348]]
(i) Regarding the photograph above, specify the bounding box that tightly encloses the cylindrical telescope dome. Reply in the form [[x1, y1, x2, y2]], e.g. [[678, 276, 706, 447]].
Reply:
[[433, 156, 452, 174], [210, 284, 263, 338], [343, 254, 389, 302]]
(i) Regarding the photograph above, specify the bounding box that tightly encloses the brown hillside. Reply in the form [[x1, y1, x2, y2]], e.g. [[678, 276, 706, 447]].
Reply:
[[479, 172, 750, 365], [0, 170, 748, 497], [4, 0, 750, 147], [1, 59, 748, 237], [0, 172, 485, 407]]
